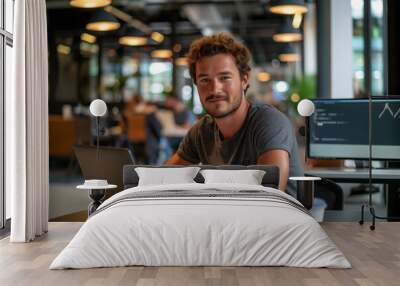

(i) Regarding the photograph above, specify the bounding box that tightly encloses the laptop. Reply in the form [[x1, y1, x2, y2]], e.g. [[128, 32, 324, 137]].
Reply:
[[73, 145, 135, 196]]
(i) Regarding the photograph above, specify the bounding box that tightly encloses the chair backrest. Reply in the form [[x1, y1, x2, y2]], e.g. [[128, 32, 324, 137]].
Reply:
[[127, 113, 146, 143], [315, 178, 344, 210], [123, 164, 280, 190], [49, 115, 76, 157], [74, 145, 135, 197]]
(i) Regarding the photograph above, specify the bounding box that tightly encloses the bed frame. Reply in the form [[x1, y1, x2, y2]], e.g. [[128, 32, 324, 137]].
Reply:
[[123, 165, 280, 189]]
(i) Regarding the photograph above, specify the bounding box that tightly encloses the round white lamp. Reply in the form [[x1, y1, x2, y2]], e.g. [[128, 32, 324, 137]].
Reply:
[[297, 99, 315, 117], [295, 99, 319, 211], [90, 99, 107, 117], [89, 99, 107, 160], [297, 99, 315, 165]]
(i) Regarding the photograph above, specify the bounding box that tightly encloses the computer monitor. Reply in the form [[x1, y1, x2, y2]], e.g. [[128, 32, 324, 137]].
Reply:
[[73, 145, 135, 195], [307, 98, 400, 160]]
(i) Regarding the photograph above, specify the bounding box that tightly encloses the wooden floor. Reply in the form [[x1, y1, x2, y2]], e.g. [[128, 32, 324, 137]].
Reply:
[[1, 222, 399, 286]]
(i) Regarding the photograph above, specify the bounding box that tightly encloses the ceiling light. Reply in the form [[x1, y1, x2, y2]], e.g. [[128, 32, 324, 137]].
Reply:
[[70, 0, 111, 8], [275, 81, 289, 93], [118, 25, 148, 46], [86, 10, 120, 32], [57, 44, 71, 55], [292, 12, 303, 28], [273, 24, 302, 42], [279, 53, 301, 62], [119, 36, 147, 46], [151, 49, 173, 59], [151, 32, 164, 43], [279, 45, 301, 62], [257, 72, 271, 82], [273, 32, 302, 42], [175, 57, 188, 66], [269, 0, 308, 15], [173, 43, 182, 53], [81, 33, 96, 43], [290, 93, 300, 102], [87, 21, 120, 32]]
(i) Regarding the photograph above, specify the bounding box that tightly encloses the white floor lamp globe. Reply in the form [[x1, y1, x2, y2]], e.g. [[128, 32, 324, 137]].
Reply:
[[291, 99, 321, 211], [89, 99, 107, 160], [297, 99, 315, 117], [297, 99, 315, 164]]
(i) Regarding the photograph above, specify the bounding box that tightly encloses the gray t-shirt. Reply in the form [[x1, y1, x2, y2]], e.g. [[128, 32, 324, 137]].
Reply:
[[177, 103, 304, 196]]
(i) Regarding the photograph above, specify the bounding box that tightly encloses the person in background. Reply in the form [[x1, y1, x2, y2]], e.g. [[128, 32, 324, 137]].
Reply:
[[166, 33, 303, 195], [122, 94, 162, 164], [162, 95, 196, 152], [164, 95, 196, 128]]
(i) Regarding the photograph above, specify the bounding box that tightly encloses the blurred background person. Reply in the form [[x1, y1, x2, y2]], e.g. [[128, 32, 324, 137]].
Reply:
[[161, 95, 196, 152], [121, 94, 162, 164]]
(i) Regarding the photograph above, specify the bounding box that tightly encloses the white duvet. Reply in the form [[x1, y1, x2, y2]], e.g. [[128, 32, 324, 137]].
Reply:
[[50, 183, 351, 269]]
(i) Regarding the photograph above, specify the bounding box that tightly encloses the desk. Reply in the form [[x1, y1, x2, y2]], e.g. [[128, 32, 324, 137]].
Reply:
[[305, 168, 400, 219], [305, 168, 400, 183]]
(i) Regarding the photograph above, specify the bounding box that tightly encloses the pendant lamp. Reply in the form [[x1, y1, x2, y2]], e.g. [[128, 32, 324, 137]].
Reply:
[[119, 26, 147, 46], [273, 22, 303, 42], [86, 9, 120, 32], [269, 0, 308, 15], [278, 44, 301, 62], [70, 0, 111, 9]]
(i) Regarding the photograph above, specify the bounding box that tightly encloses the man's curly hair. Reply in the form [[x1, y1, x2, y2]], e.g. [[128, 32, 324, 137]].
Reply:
[[186, 33, 251, 84]]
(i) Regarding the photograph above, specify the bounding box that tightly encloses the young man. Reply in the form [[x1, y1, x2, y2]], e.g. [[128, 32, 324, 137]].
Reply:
[[166, 33, 303, 195]]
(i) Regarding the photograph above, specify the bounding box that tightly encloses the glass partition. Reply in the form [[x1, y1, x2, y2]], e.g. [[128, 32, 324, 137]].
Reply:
[[4, 42, 11, 221], [352, 0, 365, 97], [370, 0, 384, 96], [1, 0, 14, 229], [351, 0, 385, 97]]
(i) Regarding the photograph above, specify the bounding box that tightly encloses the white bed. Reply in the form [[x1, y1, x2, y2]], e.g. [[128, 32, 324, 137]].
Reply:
[[50, 182, 351, 269]]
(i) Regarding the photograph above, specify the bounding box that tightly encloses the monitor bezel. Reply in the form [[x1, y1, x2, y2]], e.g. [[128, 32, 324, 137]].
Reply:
[[306, 97, 400, 161]]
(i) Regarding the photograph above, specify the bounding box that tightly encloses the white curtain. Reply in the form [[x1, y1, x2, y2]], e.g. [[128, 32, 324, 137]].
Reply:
[[8, 0, 49, 242]]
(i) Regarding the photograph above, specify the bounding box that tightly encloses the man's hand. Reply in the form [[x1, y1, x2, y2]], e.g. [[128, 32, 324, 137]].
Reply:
[[165, 153, 192, 165], [257, 149, 290, 192]]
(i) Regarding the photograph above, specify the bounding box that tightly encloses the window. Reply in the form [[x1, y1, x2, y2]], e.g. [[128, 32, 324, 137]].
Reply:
[[351, 0, 365, 97], [370, 0, 384, 95], [1, 0, 14, 230], [351, 0, 385, 97]]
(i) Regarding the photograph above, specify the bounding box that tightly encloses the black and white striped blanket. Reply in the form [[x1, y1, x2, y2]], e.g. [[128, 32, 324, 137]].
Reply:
[[92, 187, 309, 217]]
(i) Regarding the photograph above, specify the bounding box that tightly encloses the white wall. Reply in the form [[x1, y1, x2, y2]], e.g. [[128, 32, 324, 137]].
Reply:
[[304, 3, 317, 75], [330, 0, 353, 98]]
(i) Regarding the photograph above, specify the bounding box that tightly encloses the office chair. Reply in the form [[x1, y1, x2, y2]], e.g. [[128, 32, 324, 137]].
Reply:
[[315, 178, 343, 210]]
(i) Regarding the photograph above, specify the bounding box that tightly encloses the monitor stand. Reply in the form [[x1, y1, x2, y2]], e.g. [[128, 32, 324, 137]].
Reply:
[[350, 184, 379, 195], [349, 160, 386, 195]]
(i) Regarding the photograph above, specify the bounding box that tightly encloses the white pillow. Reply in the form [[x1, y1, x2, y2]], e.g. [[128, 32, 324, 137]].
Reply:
[[200, 169, 266, 185], [135, 167, 201, 186]]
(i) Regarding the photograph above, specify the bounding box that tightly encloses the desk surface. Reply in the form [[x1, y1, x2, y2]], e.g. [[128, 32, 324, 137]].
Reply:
[[305, 167, 400, 182]]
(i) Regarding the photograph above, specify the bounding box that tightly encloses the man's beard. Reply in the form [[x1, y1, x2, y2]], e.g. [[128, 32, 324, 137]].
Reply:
[[203, 90, 243, 119]]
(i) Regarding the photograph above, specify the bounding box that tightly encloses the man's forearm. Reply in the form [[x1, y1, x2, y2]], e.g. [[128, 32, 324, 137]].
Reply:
[[165, 153, 192, 165], [256, 149, 290, 192]]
